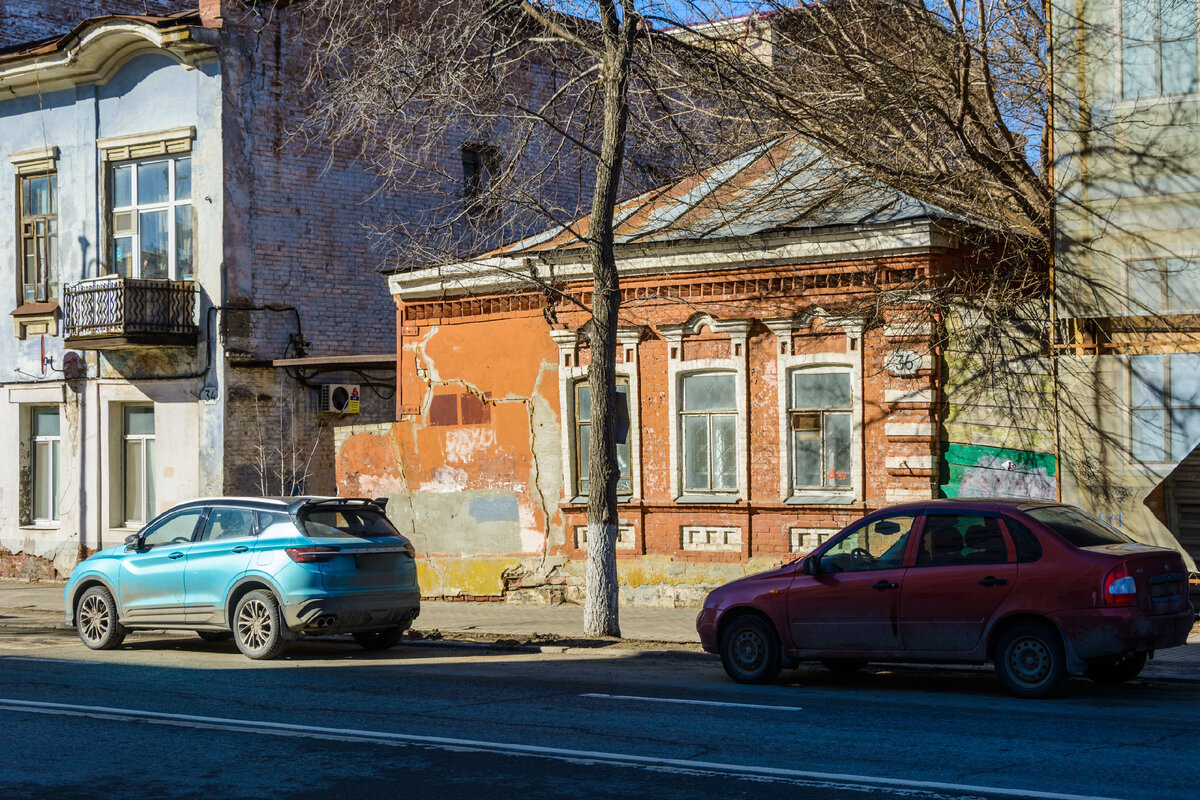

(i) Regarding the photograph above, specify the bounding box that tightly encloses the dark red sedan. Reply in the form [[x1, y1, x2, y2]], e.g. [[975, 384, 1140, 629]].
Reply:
[[697, 499, 1194, 697]]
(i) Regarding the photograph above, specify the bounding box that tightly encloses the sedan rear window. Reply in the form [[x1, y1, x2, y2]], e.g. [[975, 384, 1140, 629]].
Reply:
[[1025, 506, 1130, 548], [299, 507, 399, 539]]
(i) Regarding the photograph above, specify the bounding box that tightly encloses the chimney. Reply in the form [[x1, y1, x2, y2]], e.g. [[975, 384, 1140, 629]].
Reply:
[[199, 0, 223, 28]]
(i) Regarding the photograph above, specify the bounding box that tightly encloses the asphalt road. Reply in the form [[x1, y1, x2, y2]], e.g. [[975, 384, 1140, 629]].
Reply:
[[0, 627, 1195, 800]]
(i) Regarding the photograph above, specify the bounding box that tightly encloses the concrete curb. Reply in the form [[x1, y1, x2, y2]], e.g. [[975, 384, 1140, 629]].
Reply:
[[282, 634, 1200, 683]]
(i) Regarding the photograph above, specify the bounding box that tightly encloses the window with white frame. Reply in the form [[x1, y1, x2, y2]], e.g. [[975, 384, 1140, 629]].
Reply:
[[574, 377, 632, 496], [31, 407, 60, 523], [123, 405, 156, 526], [110, 156, 193, 280], [790, 369, 853, 489], [1128, 257, 1200, 314], [680, 372, 738, 493], [1122, 0, 1198, 99], [1130, 353, 1200, 462]]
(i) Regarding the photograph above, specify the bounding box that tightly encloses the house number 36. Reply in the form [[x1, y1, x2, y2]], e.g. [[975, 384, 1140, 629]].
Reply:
[[885, 349, 922, 376]]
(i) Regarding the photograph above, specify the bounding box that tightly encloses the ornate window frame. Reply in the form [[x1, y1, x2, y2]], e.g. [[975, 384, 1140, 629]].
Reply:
[[766, 313, 864, 504], [661, 314, 751, 503], [550, 325, 643, 503], [10, 146, 61, 338]]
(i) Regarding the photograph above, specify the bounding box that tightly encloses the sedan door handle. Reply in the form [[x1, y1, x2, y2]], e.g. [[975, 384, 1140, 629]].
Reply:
[[168, 551, 184, 560], [231, 546, 250, 553], [979, 576, 1008, 587], [872, 580, 898, 591]]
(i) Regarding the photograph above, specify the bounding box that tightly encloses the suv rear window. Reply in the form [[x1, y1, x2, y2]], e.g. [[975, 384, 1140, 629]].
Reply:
[[299, 507, 399, 539], [1025, 506, 1130, 548]]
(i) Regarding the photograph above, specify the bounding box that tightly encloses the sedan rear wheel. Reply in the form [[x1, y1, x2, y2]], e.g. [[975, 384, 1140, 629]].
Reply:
[[993, 621, 1067, 699], [76, 586, 126, 650], [352, 625, 405, 651], [233, 590, 288, 660], [719, 615, 782, 684]]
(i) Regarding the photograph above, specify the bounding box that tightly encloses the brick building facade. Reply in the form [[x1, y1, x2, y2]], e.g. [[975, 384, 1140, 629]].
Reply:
[[335, 139, 972, 606]]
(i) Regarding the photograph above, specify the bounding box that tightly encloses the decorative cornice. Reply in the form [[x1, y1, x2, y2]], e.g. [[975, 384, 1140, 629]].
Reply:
[[549, 323, 643, 350], [9, 146, 59, 174], [0, 20, 215, 98], [763, 309, 865, 353], [389, 219, 955, 301], [98, 126, 195, 161], [659, 312, 752, 346]]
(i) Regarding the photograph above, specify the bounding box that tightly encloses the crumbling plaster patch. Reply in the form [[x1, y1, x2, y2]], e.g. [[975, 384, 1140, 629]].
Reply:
[[409, 323, 563, 555]]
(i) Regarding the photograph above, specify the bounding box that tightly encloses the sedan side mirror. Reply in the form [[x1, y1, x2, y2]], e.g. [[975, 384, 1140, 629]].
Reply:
[[124, 533, 142, 550], [801, 555, 819, 576]]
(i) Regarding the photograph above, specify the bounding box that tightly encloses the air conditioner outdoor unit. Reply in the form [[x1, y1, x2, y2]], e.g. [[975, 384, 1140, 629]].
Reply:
[[318, 384, 360, 415]]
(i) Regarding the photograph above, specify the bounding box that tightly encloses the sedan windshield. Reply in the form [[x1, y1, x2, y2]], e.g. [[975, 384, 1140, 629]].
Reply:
[[1025, 506, 1130, 548], [299, 507, 400, 539]]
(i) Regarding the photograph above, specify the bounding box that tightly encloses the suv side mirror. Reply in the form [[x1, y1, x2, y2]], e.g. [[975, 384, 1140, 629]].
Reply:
[[124, 533, 142, 550]]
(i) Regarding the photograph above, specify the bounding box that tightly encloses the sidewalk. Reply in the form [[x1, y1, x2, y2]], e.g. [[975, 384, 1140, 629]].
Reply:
[[0, 580, 703, 643], [1, 579, 1195, 681]]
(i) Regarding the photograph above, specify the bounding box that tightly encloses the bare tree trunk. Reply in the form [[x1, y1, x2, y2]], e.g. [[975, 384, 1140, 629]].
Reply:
[[583, 2, 636, 638]]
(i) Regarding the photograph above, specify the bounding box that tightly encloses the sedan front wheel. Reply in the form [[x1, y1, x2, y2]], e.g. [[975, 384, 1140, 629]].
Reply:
[[233, 590, 288, 660], [719, 614, 782, 684]]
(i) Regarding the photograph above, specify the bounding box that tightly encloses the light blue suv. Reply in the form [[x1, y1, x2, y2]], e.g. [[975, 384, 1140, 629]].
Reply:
[[64, 497, 421, 659]]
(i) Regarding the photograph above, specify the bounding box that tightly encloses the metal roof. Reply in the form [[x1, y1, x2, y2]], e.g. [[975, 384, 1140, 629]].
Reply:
[[492, 137, 959, 257]]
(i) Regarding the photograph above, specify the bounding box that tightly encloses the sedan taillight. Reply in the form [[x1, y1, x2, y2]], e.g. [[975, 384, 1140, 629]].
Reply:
[[286, 546, 340, 563], [1103, 563, 1137, 607]]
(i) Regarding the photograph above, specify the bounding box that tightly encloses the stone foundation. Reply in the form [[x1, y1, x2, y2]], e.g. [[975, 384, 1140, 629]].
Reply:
[[416, 553, 787, 609]]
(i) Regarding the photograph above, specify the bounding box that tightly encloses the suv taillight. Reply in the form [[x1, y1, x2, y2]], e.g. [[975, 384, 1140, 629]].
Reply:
[[1103, 563, 1137, 607], [286, 546, 340, 563]]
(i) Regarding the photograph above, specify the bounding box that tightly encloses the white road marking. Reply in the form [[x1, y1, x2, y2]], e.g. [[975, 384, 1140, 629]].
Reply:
[[581, 692, 803, 711], [0, 697, 1121, 800]]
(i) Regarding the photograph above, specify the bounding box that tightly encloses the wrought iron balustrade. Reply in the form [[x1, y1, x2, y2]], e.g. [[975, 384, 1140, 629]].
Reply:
[[62, 275, 199, 348]]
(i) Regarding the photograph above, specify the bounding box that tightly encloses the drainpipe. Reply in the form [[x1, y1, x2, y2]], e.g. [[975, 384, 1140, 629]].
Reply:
[[1047, 0, 1062, 502], [77, 374, 87, 560], [932, 304, 945, 500], [91, 365, 103, 550]]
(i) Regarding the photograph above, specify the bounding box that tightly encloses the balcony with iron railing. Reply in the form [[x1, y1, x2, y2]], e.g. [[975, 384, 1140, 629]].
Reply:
[[62, 275, 199, 348]]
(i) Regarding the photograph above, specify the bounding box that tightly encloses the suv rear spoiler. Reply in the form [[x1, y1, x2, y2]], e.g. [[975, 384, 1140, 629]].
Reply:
[[287, 497, 388, 514]]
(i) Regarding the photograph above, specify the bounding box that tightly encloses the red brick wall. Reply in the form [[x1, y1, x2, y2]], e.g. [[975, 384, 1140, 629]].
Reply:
[[0, 548, 63, 581]]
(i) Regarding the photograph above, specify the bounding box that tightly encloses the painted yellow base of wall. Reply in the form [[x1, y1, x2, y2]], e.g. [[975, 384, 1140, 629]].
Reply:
[[416, 554, 786, 608], [417, 558, 511, 598]]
